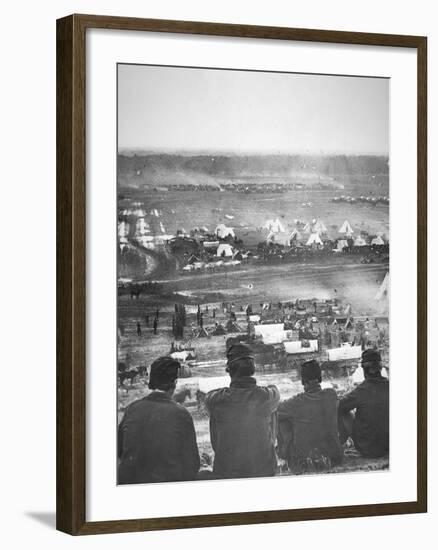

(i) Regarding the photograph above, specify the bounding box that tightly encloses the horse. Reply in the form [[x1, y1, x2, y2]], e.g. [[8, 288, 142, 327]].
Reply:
[[118, 369, 140, 387]]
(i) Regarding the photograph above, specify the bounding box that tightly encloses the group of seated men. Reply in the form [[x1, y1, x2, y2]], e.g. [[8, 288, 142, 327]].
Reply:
[[118, 344, 389, 484]]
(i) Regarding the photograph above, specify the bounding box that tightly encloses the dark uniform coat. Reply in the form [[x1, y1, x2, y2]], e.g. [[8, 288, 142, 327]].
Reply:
[[338, 375, 389, 458], [205, 377, 280, 479], [277, 383, 343, 473], [118, 391, 200, 484]]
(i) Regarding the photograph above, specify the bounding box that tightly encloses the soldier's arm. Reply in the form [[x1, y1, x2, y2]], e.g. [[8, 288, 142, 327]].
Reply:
[[204, 388, 225, 412], [181, 411, 200, 480], [277, 394, 299, 419], [338, 386, 361, 413], [265, 385, 281, 413]]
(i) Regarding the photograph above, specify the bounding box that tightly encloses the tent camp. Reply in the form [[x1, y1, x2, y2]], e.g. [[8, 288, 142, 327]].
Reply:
[[371, 235, 385, 246], [375, 272, 389, 301], [339, 220, 354, 235], [354, 235, 367, 247], [264, 218, 285, 233], [215, 224, 235, 239], [217, 243, 234, 257], [306, 233, 323, 246], [284, 340, 318, 354]]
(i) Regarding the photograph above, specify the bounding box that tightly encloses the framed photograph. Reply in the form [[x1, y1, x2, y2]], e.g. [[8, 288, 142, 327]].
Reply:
[[57, 14, 427, 535]]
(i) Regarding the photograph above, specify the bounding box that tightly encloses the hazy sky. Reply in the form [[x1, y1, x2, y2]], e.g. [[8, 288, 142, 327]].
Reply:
[[118, 64, 389, 155]]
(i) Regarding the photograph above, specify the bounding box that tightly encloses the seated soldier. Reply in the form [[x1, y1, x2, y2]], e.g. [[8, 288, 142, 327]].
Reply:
[[118, 356, 200, 484], [278, 360, 343, 474], [338, 349, 389, 458], [205, 343, 280, 479]]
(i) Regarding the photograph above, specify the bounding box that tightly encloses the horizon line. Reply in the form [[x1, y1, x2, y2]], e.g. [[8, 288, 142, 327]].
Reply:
[[118, 148, 389, 158]]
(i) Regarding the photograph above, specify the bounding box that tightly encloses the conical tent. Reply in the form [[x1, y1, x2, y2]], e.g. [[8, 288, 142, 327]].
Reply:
[[371, 235, 385, 246], [303, 222, 312, 233], [336, 239, 349, 251], [354, 235, 367, 246], [196, 327, 209, 338], [290, 228, 300, 241], [339, 220, 354, 235], [306, 233, 323, 246], [217, 243, 234, 257], [314, 220, 327, 233]]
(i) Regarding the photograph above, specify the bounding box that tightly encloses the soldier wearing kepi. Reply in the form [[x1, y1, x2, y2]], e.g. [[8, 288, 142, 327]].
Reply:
[[277, 360, 343, 474], [118, 356, 200, 484], [338, 349, 389, 458], [205, 343, 280, 479]]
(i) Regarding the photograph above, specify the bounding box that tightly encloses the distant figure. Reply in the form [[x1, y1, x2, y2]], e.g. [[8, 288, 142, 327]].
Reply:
[[277, 360, 343, 474], [338, 349, 389, 458], [136, 322, 142, 337], [118, 357, 200, 484], [145, 314, 149, 326], [212, 308, 216, 319], [205, 343, 280, 479], [153, 317, 158, 335]]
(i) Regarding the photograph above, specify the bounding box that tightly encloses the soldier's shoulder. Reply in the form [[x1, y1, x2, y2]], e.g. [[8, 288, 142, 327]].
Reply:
[[171, 401, 193, 420], [205, 387, 229, 403], [257, 384, 280, 398], [321, 387, 338, 398]]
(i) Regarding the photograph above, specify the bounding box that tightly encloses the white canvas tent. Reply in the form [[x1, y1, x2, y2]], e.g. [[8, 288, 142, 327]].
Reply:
[[339, 220, 354, 235], [284, 340, 318, 354], [313, 219, 327, 234], [327, 344, 362, 361], [302, 222, 312, 233], [217, 243, 234, 257], [306, 233, 323, 246], [336, 239, 349, 251], [354, 235, 367, 247], [254, 323, 284, 344], [290, 228, 300, 242], [215, 224, 235, 239], [371, 235, 385, 246]]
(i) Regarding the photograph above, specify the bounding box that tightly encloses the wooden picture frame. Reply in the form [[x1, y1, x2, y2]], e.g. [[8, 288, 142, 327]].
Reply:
[[57, 13, 427, 535]]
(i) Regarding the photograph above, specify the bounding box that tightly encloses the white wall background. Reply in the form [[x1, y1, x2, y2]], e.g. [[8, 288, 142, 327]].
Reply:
[[0, 0, 435, 547]]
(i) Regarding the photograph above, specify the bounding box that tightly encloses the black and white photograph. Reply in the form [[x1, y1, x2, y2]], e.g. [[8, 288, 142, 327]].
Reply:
[[116, 63, 390, 485]]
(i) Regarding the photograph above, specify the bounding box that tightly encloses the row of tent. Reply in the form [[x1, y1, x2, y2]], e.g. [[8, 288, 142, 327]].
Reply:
[[267, 230, 386, 248]]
